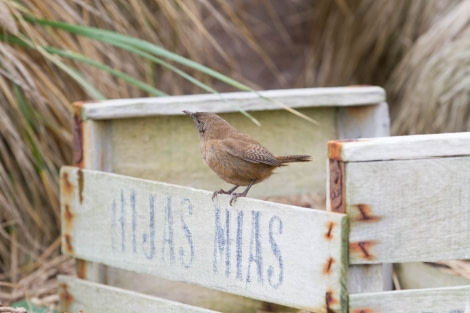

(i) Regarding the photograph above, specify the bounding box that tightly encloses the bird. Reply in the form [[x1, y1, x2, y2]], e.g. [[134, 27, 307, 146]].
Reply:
[[183, 110, 311, 205]]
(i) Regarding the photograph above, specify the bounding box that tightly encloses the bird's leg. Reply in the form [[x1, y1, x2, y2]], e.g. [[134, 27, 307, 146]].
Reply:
[[212, 185, 239, 200], [230, 179, 256, 206]]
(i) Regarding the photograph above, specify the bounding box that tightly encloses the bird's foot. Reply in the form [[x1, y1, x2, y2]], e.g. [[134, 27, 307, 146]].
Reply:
[[212, 185, 239, 200], [229, 192, 247, 206], [212, 189, 229, 200], [229, 180, 256, 205]]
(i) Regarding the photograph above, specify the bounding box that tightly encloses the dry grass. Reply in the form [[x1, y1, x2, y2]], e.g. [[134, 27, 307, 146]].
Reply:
[[388, 0, 470, 134], [2, 0, 470, 307]]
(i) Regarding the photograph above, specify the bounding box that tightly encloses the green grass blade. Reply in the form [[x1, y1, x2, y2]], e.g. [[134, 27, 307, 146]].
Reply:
[[2, 34, 166, 97], [23, 16, 254, 91], [46, 48, 168, 97]]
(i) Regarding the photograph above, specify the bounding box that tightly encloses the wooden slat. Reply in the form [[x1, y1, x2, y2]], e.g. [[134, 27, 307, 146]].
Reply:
[[343, 156, 470, 264], [333, 101, 392, 294], [336, 102, 390, 140], [395, 262, 470, 289], [349, 285, 470, 313], [60, 166, 348, 312], [75, 86, 385, 120], [329, 132, 470, 162], [58, 275, 220, 313], [73, 114, 113, 282]]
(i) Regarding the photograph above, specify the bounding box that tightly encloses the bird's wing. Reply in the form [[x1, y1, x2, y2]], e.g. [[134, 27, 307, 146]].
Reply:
[[222, 138, 281, 166]]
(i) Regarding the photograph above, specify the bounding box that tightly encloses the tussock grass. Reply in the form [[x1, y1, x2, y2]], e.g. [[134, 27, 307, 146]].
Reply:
[[2, 0, 470, 307], [388, 0, 470, 134]]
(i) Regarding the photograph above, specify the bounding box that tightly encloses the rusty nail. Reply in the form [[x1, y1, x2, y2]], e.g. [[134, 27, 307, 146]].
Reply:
[[354, 204, 380, 222], [77, 169, 84, 204], [350, 241, 375, 259], [63, 234, 73, 253], [325, 221, 335, 239], [73, 113, 83, 166], [325, 290, 338, 313], [60, 282, 74, 311], [323, 257, 335, 275]]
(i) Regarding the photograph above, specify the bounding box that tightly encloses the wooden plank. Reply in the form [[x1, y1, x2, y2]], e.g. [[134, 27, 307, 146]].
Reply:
[[60, 166, 348, 312], [331, 101, 392, 294], [73, 112, 113, 282], [58, 275, 220, 313], [336, 102, 390, 140], [347, 264, 392, 293], [395, 262, 470, 289], [75, 86, 385, 120], [349, 285, 470, 313], [329, 131, 470, 162], [75, 118, 112, 171], [104, 268, 297, 313], [343, 156, 470, 264]]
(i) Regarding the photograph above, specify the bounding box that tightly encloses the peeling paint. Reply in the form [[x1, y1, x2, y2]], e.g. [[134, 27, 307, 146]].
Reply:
[[351, 309, 374, 313], [63, 204, 74, 230], [59, 282, 74, 312], [76, 259, 86, 279], [73, 113, 84, 166], [329, 159, 345, 213], [77, 169, 84, 204], [63, 234, 74, 254]]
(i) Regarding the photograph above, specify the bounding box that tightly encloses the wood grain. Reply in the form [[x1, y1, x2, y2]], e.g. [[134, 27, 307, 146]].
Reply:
[[76, 87, 385, 120], [349, 285, 470, 313], [60, 166, 348, 312], [336, 101, 390, 140], [345, 156, 470, 264], [58, 275, 220, 313], [329, 131, 470, 161]]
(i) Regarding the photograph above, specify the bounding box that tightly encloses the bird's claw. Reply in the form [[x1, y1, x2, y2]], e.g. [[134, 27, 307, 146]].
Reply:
[[212, 185, 240, 202], [211, 190, 220, 200], [212, 189, 231, 200], [229, 193, 246, 206], [213, 190, 243, 205]]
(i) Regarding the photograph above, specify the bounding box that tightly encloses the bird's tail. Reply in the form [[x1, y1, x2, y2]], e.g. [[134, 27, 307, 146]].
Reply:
[[276, 155, 311, 165]]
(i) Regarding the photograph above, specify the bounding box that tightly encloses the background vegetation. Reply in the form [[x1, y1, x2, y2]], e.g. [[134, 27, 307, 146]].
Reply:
[[1, 0, 470, 308]]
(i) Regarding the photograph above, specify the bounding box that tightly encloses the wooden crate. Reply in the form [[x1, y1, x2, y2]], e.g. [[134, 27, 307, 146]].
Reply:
[[60, 131, 470, 312], [61, 87, 470, 312], [61, 87, 393, 313], [328, 132, 470, 313]]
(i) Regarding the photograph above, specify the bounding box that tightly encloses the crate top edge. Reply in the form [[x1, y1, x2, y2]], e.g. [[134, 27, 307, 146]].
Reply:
[[74, 86, 385, 120], [328, 132, 470, 161]]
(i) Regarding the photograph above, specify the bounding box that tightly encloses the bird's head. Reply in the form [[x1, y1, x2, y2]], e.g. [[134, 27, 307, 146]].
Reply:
[[183, 110, 207, 134], [183, 111, 232, 139]]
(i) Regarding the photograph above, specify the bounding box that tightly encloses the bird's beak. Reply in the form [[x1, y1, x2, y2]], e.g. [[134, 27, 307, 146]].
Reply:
[[183, 110, 195, 117]]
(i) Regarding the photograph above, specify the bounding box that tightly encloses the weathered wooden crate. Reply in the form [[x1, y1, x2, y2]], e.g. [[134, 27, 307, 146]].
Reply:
[[60, 87, 470, 312], [60, 86, 399, 313], [329, 132, 470, 313]]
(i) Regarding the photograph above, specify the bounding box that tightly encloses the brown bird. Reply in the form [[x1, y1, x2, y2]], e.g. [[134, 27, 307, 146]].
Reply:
[[183, 111, 311, 205]]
